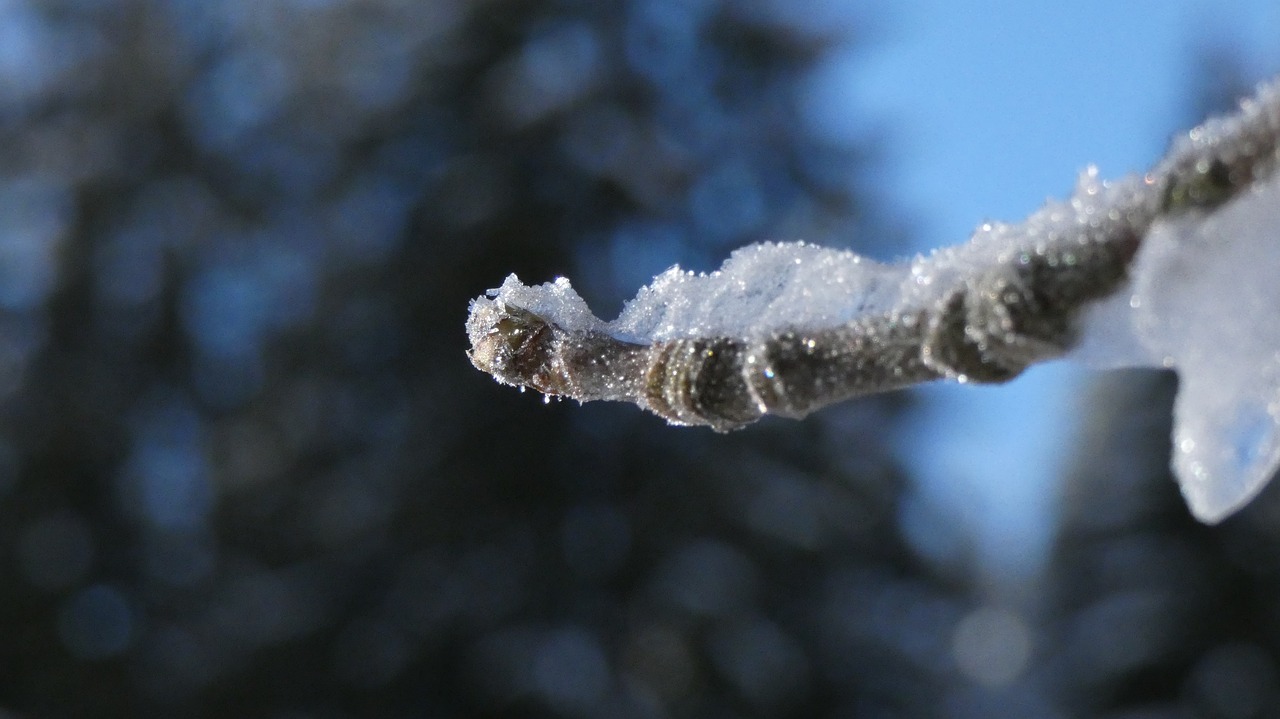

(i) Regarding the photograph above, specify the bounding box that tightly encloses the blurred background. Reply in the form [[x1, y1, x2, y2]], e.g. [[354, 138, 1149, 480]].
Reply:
[[1, 1, 1280, 717]]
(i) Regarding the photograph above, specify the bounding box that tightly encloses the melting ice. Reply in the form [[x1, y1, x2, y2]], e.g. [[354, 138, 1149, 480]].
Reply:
[[1076, 172, 1280, 523]]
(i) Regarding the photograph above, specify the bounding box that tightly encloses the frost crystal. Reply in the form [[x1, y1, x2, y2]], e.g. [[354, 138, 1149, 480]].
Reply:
[[468, 77, 1280, 523], [612, 242, 902, 342]]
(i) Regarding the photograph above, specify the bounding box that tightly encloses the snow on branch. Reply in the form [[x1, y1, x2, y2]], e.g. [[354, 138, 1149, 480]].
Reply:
[[467, 77, 1280, 524]]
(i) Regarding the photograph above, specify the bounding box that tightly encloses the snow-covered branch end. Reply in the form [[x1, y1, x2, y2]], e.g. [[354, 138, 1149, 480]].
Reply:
[[467, 78, 1280, 524]]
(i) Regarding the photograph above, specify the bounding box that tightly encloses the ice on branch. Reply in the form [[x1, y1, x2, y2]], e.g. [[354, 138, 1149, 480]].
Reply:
[[468, 77, 1280, 524], [1075, 170, 1280, 522]]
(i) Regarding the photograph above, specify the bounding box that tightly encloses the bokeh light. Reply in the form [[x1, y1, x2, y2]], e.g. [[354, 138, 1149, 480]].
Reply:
[[0, 1, 1277, 717]]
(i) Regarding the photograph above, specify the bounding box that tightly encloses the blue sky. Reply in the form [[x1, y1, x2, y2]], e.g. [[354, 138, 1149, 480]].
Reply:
[[810, 0, 1280, 585]]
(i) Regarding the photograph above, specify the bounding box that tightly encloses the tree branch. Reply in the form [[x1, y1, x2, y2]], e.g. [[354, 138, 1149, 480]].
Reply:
[[467, 77, 1280, 431]]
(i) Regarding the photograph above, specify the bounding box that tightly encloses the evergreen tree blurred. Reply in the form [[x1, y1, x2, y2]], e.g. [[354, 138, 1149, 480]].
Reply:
[[0, 2, 971, 717]]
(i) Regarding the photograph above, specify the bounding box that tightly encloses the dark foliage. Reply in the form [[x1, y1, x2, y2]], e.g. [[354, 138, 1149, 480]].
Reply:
[[0, 2, 971, 717]]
